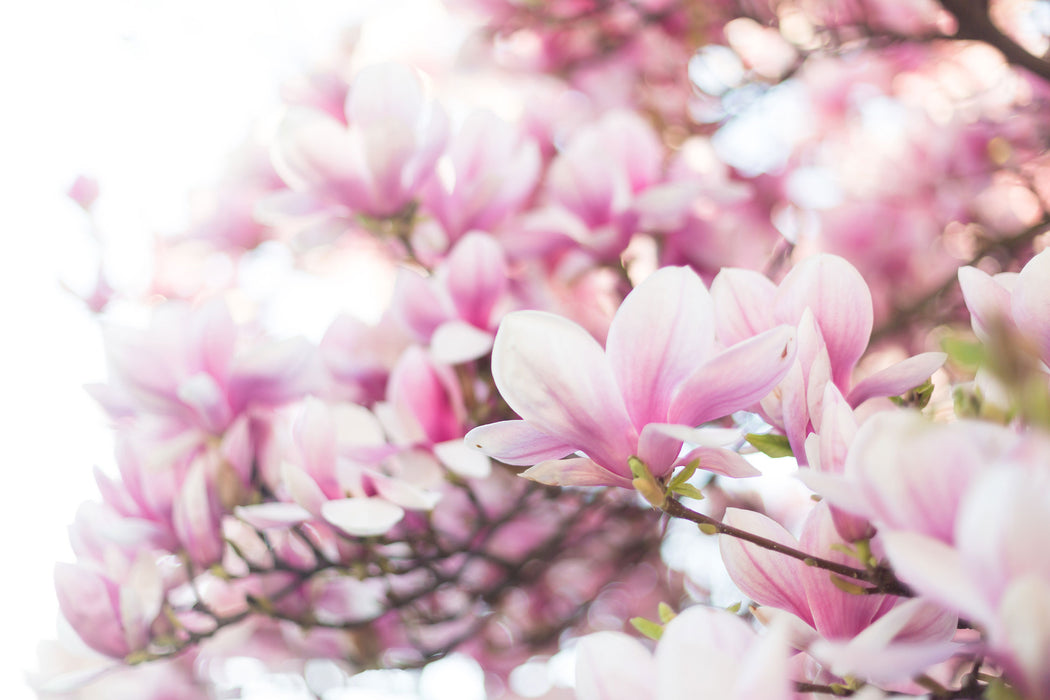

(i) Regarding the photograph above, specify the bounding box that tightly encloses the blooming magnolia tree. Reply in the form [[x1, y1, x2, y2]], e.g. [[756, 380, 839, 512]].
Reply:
[[40, 0, 1050, 698]]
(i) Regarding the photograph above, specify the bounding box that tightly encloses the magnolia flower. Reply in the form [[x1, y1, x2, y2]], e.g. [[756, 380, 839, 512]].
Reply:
[[467, 266, 796, 488], [271, 62, 449, 219], [575, 605, 792, 700], [712, 254, 945, 458]]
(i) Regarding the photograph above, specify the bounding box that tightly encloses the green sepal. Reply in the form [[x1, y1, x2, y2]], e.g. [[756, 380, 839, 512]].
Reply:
[[669, 482, 705, 500], [889, 377, 935, 409], [984, 679, 1023, 700], [828, 574, 868, 595], [666, 460, 699, 490], [745, 433, 793, 458], [630, 616, 664, 641]]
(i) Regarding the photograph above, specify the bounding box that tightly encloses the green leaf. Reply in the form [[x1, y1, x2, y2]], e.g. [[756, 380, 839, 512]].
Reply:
[[671, 482, 705, 500], [657, 602, 676, 624], [630, 616, 664, 641], [942, 336, 987, 370], [745, 433, 794, 458], [667, 460, 699, 490]]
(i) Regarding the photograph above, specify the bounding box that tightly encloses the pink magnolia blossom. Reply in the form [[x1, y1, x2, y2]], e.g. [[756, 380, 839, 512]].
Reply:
[[712, 254, 945, 458], [804, 410, 1025, 546], [883, 460, 1050, 699], [720, 504, 956, 660], [960, 247, 1050, 368], [575, 605, 792, 700], [420, 110, 541, 244], [271, 62, 449, 219], [390, 232, 513, 364], [467, 266, 796, 488]]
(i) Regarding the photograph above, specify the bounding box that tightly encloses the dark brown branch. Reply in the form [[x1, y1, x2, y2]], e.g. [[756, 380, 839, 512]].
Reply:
[[938, 0, 1050, 83], [662, 499, 913, 597]]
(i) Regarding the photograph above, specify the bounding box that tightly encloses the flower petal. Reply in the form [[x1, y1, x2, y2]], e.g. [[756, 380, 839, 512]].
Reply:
[[721, 508, 812, 624], [776, 254, 872, 388], [678, 446, 760, 478], [464, 420, 575, 466], [520, 457, 632, 488], [321, 497, 405, 537], [492, 311, 636, 478], [433, 439, 492, 478], [669, 325, 796, 427], [847, 352, 946, 408], [606, 266, 715, 428], [1013, 249, 1050, 364], [710, 267, 778, 347]]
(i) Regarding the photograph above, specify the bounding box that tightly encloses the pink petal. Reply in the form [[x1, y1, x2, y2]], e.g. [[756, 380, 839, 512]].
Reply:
[[669, 325, 797, 427], [386, 347, 464, 444], [958, 265, 1015, 341], [433, 439, 492, 478], [677, 446, 761, 478], [271, 107, 369, 204], [465, 420, 576, 466], [880, 531, 994, 626], [234, 502, 312, 528], [520, 457, 632, 488], [228, 337, 318, 410], [656, 606, 755, 699], [710, 267, 778, 347], [606, 266, 716, 429], [391, 267, 454, 341], [492, 311, 637, 478], [54, 564, 129, 658], [776, 254, 872, 388], [444, 232, 508, 328], [1012, 249, 1050, 364], [575, 632, 655, 700], [847, 352, 946, 408], [321, 497, 405, 537], [720, 508, 812, 624], [429, 321, 494, 365]]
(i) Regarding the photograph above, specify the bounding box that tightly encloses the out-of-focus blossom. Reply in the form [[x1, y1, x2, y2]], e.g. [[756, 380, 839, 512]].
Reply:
[[575, 605, 792, 700], [271, 62, 449, 219]]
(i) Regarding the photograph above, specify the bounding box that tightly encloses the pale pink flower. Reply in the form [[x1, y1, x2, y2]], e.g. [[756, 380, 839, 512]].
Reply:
[[720, 504, 956, 655], [575, 605, 792, 700], [883, 461, 1050, 699], [467, 266, 796, 488], [390, 232, 512, 364], [712, 254, 945, 458], [271, 62, 449, 219], [420, 110, 541, 243], [960, 248, 1050, 369]]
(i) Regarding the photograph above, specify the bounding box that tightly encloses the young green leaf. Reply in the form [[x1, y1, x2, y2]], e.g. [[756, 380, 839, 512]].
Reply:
[[745, 433, 793, 458]]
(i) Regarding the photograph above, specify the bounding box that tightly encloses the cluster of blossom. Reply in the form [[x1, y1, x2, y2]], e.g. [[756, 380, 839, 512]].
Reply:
[[43, 0, 1050, 698]]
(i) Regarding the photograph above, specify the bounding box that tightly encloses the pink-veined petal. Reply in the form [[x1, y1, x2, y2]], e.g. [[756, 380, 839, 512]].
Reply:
[[520, 457, 632, 488], [775, 254, 872, 388], [710, 267, 777, 347], [492, 311, 637, 478], [465, 420, 576, 466], [721, 508, 812, 624], [669, 325, 796, 427], [847, 352, 946, 408], [606, 266, 715, 429], [677, 446, 760, 478], [444, 232, 508, 328]]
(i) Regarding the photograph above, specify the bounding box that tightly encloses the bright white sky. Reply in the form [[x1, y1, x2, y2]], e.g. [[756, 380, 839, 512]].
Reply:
[[0, 1, 466, 697]]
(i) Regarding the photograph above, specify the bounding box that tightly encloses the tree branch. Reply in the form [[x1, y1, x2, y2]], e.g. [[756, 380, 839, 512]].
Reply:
[[938, 0, 1050, 83]]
